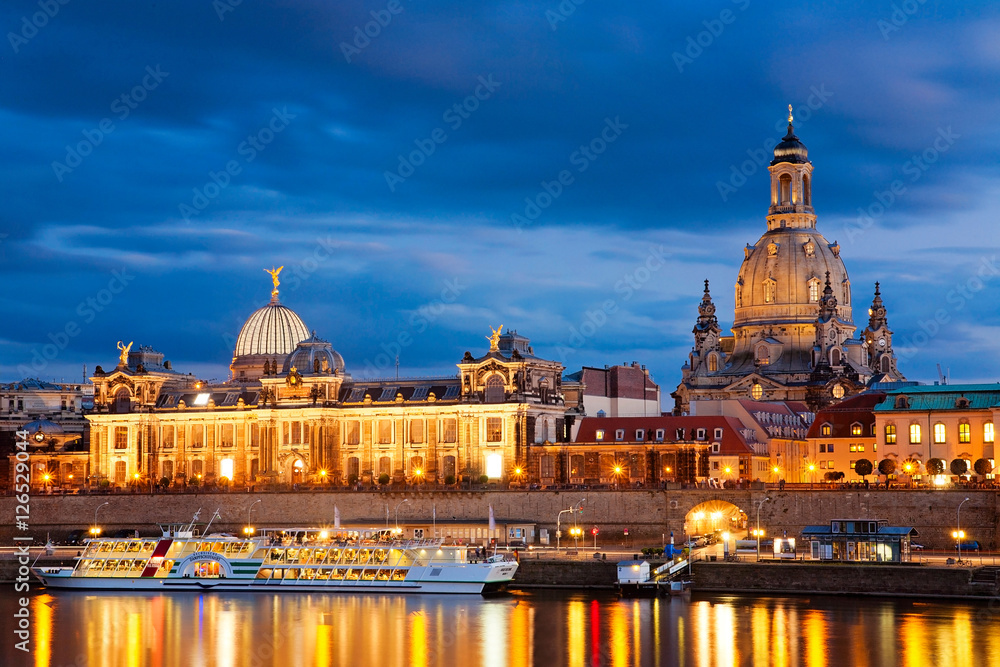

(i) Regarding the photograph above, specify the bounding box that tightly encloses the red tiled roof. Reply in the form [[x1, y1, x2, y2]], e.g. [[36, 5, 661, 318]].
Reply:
[[806, 391, 886, 439], [573, 416, 755, 454]]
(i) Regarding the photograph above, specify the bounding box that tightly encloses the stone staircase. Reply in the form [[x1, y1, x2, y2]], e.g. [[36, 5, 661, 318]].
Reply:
[[970, 567, 1000, 587]]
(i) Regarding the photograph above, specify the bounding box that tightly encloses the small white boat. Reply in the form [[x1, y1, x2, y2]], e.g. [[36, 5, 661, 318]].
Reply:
[[32, 515, 517, 595]]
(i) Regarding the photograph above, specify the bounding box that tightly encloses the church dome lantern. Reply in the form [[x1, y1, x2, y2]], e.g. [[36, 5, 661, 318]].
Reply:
[[282, 332, 345, 376]]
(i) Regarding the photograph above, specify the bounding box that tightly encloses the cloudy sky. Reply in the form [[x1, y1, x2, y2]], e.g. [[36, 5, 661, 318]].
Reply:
[[2, 1, 999, 400]]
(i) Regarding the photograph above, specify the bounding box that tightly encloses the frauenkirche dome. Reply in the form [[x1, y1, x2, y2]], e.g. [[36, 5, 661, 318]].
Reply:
[[230, 267, 310, 382]]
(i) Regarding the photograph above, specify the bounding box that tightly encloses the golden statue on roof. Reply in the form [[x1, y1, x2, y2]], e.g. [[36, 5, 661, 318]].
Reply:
[[788, 103, 793, 124], [117, 340, 133, 366], [265, 266, 284, 297], [487, 324, 503, 351]]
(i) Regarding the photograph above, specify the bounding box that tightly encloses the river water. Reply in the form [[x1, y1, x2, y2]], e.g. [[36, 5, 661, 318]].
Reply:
[[2, 590, 998, 666]]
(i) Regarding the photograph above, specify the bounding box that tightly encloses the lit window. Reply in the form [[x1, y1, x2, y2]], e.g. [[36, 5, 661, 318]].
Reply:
[[909, 424, 921, 444], [763, 280, 776, 304], [885, 424, 896, 444], [828, 460, 834, 468], [851, 424, 862, 436], [958, 423, 970, 444], [707, 354, 718, 372], [596, 430, 605, 442], [821, 424, 832, 437], [808, 278, 820, 303], [986, 422, 995, 444], [850, 445, 857, 452], [933, 423, 946, 444], [485, 454, 503, 479], [219, 459, 234, 480], [192, 393, 210, 406], [486, 418, 503, 443], [114, 427, 128, 450], [850, 461, 856, 469], [751, 383, 764, 400]]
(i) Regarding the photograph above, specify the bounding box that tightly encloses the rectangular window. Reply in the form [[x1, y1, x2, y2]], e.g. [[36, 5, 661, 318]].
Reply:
[[114, 427, 128, 450], [849, 445, 857, 452], [909, 424, 921, 444], [220, 424, 234, 448], [986, 423, 995, 444], [851, 424, 862, 436], [191, 425, 204, 448], [819, 461, 827, 469], [250, 424, 259, 449], [162, 425, 174, 449], [821, 425, 831, 436], [959, 423, 971, 444], [443, 419, 457, 443], [828, 444, 834, 453], [635, 429, 645, 441], [828, 460, 834, 468], [410, 420, 424, 444], [596, 430, 605, 442], [819, 444, 826, 453], [615, 429, 625, 441], [487, 418, 503, 443], [378, 421, 393, 445], [714, 428, 724, 440], [885, 424, 897, 444], [858, 444, 864, 452], [540, 455, 555, 478], [850, 461, 856, 469], [115, 460, 127, 483], [345, 421, 360, 445], [933, 423, 946, 444], [291, 422, 301, 443], [655, 429, 665, 441], [485, 453, 502, 478]]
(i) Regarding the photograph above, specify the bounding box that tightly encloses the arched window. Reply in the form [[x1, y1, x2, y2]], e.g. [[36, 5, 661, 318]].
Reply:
[[843, 280, 851, 305], [347, 457, 360, 481], [409, 456, 423, 475], [756, 347, 770, 365], [803, 174, 811, 205], [958, 422, 971, 444], [707, 354, 718, 372], [880, 356, 890, 373], [569, 454, 584, 479], [933, 423, 946, 444], [830, 348, 841, 366], [779, 174, 791, 204], [808, 278, 820, 302], [113, 387, 131, 414], [885, 424, 897, 444], [378, 456, 392, 477], [540, 455, 555, 479], [442, 456, 457, 480], [484, 375, 505, 404]]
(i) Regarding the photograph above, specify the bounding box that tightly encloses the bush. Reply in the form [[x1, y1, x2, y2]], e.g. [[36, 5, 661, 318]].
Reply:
[[348, 474, 359, 484], [378, 473, 390, 485], [445, 474, 456, 485], [950, 458, 969, 476], [854, 459, 874, 478], [974, 458, 993, 476], [926, 458, 946, 475], [479, 475, 490, 484], [159, 476, 171, 488], [878, 459, 896, 476], [188, 477, 200, 487]]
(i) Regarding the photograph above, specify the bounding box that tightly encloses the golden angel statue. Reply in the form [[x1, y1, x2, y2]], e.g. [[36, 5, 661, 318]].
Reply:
[[117, 340, 133, 366], [265, 266, 284, 296], [486, 324, 503, 351]]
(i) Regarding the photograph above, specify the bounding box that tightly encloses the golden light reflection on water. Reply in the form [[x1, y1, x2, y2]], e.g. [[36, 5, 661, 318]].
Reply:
[[7, 592, 1000, 667]]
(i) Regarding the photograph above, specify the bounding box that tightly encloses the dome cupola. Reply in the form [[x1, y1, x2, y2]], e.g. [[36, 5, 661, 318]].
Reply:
[[230, 267, 310, 382], [282, 332, 345, 376]]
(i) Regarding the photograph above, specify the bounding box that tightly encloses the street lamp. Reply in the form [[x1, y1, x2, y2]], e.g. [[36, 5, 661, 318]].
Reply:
[[808, 463, 816, 489], [955, 496, 970, 562], [754, 497, 770, 561], [556, 498, 586, 550], [394, 499, 410, 531], [91, 501, 110, 537], [245, 499, 262, 536]]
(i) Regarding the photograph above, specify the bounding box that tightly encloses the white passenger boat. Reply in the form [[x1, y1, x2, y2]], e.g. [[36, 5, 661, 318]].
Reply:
[[32, 516, 518, 595]]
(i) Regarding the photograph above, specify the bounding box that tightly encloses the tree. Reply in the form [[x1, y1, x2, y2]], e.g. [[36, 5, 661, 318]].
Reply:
[[974, 458, 993, 476], [926, 458, 945, 475], [878, 459, 896, 476], [159, 476, 171, 489], [478, 475, 490, 485], [854, 458, 874, 478], [378, 473, 390, 485], [950, 458, 969, 476], [444, 474, 456, 485], [824, 472, 838, 482]]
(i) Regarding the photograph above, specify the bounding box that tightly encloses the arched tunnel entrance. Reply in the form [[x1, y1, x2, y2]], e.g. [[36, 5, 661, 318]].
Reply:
[[684, 500, 748, 541]]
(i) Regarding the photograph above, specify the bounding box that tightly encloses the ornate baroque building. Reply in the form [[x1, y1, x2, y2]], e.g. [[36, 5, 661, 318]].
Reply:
[[673, 111, 906, 414], [85, 280, 567, 488]]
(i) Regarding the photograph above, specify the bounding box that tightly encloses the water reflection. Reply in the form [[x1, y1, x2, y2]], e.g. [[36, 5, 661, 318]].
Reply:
[[4, 591, 1000, 666]]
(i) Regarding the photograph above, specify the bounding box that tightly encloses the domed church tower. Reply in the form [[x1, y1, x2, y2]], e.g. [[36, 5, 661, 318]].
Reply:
[[673, 108, 900, 413], [230, 268, 310, 383]]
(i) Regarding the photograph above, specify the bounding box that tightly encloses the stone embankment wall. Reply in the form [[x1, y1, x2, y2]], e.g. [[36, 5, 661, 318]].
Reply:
[[1, 489, 996, 549], [692, 562, 1000, 600]]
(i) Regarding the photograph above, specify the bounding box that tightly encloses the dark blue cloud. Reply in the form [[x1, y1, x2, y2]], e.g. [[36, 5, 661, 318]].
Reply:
[[2, 0, 999, 393]]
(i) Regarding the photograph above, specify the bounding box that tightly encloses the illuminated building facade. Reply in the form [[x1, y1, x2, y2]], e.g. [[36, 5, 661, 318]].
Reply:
[[84, 283, 568, 488]]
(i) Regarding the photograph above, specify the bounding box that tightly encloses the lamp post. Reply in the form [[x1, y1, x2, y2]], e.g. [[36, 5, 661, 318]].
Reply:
[[955, 496, 970, 562], [556, 498, 586, 551], [754, 497, 770, 561], [91, 501, 110, 537], [394, 499, 410, 531]]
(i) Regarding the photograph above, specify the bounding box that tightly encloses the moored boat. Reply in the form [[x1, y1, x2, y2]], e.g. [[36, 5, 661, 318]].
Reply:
[[32, 516, 517, 595]]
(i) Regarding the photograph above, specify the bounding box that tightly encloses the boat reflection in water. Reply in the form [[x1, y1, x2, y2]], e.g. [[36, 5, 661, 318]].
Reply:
[[6, 591, 1000, 666]]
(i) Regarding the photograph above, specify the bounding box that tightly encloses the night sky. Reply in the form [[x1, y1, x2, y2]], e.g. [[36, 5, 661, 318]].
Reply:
[[3, 1, 999, 399]]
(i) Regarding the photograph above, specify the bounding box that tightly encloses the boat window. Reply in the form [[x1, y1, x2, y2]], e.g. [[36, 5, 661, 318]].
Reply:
[[127, 542, 141, 553], [284, 568, 298, 580], [316, 568, 331, 580], [313, 549, 327, 563], [251, 548, 268, 559], [114, 542, 129, 553], [142, 541, 157, 552], [257, 568, 272, 579], [391, 570, 407, 581]]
